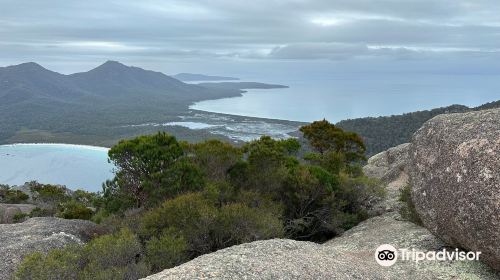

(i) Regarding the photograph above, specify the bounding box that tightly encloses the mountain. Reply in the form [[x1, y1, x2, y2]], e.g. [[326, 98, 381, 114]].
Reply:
[[0, 61, 244, 145], [0, 62, 88, 105], [173, 73, 239, 82]]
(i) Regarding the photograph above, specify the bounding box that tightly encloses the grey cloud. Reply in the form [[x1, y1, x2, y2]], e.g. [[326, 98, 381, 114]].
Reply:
[[1, 0, 500, 73]]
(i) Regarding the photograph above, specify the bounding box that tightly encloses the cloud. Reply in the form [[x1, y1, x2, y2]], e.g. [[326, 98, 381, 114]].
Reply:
[[1, 0, 500, 73]]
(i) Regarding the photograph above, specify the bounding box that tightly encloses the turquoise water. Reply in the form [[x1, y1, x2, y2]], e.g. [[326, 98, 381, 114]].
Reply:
[[0, 144, 114, 192]]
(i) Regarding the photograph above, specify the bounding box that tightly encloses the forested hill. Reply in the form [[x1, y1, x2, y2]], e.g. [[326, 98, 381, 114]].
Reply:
[[337, 100, 500, 156]]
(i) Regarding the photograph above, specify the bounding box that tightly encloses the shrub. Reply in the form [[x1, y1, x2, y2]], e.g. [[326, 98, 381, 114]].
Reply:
[[139, 193, 217, 256], [145, 228, 188, 273], [73, 190, 101, 207], [29, 207, 55, 217], [30, 183, 70, 204], [2, 189, 29, 204], [187, 139, 242, 181], [140, 192, 283, 258], [58, 200, 94, 220], [13, 212, 29, 223], [15, 245, 83, 280], [213, 203, 283, 248], [15, 229, 150, 280], [281, 165, 339, 241], [398, 184, 423, 226]]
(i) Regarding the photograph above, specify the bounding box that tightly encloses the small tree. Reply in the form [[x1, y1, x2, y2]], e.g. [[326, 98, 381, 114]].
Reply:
[[107, 132, 184, 208], [300, 120, 366, 174]]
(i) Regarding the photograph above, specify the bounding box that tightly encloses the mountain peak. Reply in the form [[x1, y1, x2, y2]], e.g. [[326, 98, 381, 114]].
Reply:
[[8, 62, 47, 71], [95, 60, 129, 70]]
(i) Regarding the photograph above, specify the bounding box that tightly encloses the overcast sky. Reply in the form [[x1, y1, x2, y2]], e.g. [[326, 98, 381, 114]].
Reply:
[[1, 0, 500, 77]]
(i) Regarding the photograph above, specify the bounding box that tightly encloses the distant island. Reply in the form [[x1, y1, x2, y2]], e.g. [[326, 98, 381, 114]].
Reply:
[[172, 73, 239, 81]]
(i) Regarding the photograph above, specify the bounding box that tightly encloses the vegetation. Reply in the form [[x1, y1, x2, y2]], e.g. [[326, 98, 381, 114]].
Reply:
[[398, 184, 423, 226], [0, 182, 98, 221], [15, 120, 385, 279], [15, 229, 150, 280], [337, 101, 500, 156], [0, 185, 29, 204]]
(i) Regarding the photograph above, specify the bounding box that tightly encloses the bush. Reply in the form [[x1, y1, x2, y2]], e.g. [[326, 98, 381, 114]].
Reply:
[[281, 165, 339, 241], [2, 190, 29, 204], [30, 183, 70, 204], [145, 228, 188, 273], [29, 207, 55, 217], [13, 212, 29, 223], [140, 192, 283, 258], [15, 245, 83, 280], [15, 229, 150, 280], [187, 139, 242, 181], [398, 184, 423, 226], [58, 200, 94, 220], [213, 203, 283, 248], [139, 193, 217, 256]]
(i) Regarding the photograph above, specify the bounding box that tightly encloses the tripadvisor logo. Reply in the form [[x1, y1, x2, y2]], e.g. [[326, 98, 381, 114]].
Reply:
[[375, 244, 482, 267]]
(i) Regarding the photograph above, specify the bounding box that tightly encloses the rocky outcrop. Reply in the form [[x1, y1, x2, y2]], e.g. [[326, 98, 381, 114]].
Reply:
[[363, 143, 410, 183], [363, 143, 410, 214], [0, 203, 36, 224], [0, 217, 102, 280], [409, 108, 500, 271], [143, 213, 498, 280]]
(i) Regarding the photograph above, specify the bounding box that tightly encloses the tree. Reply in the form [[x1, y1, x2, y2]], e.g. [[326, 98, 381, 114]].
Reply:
[[238, 136, 300, 193], [300, 120, 366, 175], [107, 132, 186, 208], [186, 140, 242, 182]]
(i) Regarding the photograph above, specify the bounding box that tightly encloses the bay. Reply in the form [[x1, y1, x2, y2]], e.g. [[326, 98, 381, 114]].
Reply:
[[0, 144, 114, 192], [191, 74, 500, 122]]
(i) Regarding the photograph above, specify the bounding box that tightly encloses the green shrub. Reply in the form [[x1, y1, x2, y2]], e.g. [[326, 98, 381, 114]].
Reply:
[[3, 190, 30, 204], [13, 212, 29, 223], [139, 193, 217, 255], [58, 200, 94, 220], [15, 229, 150, 280], [73, 189, 101, 207], [140, 192, 283, 258], [30, 183, 70, 204], [145, 228, 188, 273], [281, 165, 339, 241], [29, 207, 56, 217], [187, 139, 242, 181], [213, 203, 283, 248], [398, 184, 423, 226], [15, 245, 83, 280]]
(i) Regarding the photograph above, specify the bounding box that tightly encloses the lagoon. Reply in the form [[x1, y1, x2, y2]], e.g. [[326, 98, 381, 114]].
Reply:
[[0, 144, 114, 192]]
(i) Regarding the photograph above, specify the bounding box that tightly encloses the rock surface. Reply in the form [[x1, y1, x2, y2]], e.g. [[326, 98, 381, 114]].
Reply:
[[0, 217, 101, 280], [0, 203, 36, 224], [143, 212, 498, 280], [363, 143, 410, 213], [409, 108, 500, 271]]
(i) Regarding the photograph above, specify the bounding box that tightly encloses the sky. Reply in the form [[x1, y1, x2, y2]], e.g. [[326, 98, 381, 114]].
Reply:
[[1, 0, 500, 77]]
